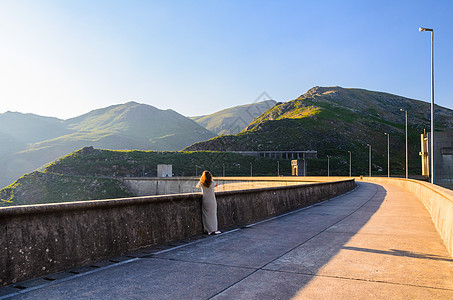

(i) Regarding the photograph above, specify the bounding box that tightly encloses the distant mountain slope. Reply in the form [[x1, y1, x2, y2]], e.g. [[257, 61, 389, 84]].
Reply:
[[0, 111, 71, 143], [0, 131, 27, 154], [33, 101, 216, 151], [0, 102, 215, 188], [185, 86, 453, 176], [192, 100, 276, 135], [66, 102, 212, 141]]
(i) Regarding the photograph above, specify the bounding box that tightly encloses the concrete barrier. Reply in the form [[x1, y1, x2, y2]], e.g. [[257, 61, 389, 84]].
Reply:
[[361, 177, 453, 258], [122, 176, 337, 196], [0, 178, 354, 286]]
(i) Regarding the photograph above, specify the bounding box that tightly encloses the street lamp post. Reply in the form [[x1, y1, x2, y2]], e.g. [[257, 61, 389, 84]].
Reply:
[[348, 151, 352, 177], [277, 161, 280, 176], [384, 133, 390, 177], [419, 27, 435, 184], [327, 155, 330, 177], [367, 144, 372, 177], [400, 108, 408, 179], [250, 162, 253, 177], [303, 158, 306, 176]]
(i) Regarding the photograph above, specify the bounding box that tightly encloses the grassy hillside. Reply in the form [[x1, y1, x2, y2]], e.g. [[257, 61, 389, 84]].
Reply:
[[0, 171, 134, 207], [192, 100, 276, 135], [0, 147, 291, 207], [186, 86, 453, 177], [45, 147, 287, 178], [65, 102, 215, 145], [33, 101, 216, 152]]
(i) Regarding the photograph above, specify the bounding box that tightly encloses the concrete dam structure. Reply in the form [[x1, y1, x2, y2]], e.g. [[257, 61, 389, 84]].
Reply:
[[121, 176, 324, 196], [1, 176, 453, 298], [1, 177, 354, 287]]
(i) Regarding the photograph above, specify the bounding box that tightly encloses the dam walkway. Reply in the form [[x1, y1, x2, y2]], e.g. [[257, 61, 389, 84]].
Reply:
[[2, 181, 453, 299]]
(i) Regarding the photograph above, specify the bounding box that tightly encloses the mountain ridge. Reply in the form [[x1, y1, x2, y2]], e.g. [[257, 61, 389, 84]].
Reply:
[[191, 100, 277, 135], [185, 86, 453, 176]]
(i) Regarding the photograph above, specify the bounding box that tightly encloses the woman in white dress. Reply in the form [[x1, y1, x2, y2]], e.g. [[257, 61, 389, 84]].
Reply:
[[196, 171, 221, 235]]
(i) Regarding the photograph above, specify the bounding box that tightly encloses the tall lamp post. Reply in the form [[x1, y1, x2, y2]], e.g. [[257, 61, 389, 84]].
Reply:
[[302, 158, 307, 177], [348, 151, 352, 177], [327, 155, 330, 177], [384, 133, 390, 177], [419, 27, 435, 184], [367, 144, 372, 177], [400, 108, 408, 179], [303, 158, 306, 176]]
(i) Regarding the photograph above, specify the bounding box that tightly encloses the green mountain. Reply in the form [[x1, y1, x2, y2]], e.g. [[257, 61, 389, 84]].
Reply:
[[0, 147, 284, 206], [191, 100, 277, 135], [0, 102, 215, 188], [29, 101, 215, 152], [185, 86, 453, 176]]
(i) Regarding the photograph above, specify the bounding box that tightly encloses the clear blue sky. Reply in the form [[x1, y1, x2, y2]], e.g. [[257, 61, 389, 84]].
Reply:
[[0, 0, 452, 119]]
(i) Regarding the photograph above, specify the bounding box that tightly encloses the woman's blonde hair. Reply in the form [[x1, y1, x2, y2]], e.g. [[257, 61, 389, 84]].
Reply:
[[200, 170, 213, 188]]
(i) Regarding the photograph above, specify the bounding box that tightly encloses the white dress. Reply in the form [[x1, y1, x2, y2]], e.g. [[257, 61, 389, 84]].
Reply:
[[196, 180, 218, 233]]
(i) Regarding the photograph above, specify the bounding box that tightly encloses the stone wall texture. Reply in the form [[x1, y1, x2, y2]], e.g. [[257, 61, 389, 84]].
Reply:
[[0, 178, 355, 286]]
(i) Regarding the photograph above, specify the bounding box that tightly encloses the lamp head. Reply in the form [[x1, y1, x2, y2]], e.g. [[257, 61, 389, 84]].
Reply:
[[419, 27, 433, 32]]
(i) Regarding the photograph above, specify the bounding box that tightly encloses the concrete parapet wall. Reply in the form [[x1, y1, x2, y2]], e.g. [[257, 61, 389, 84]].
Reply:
[[122, 176, 351, 196], [361, 177, 453, 257], [0, 178, 354, 286]]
